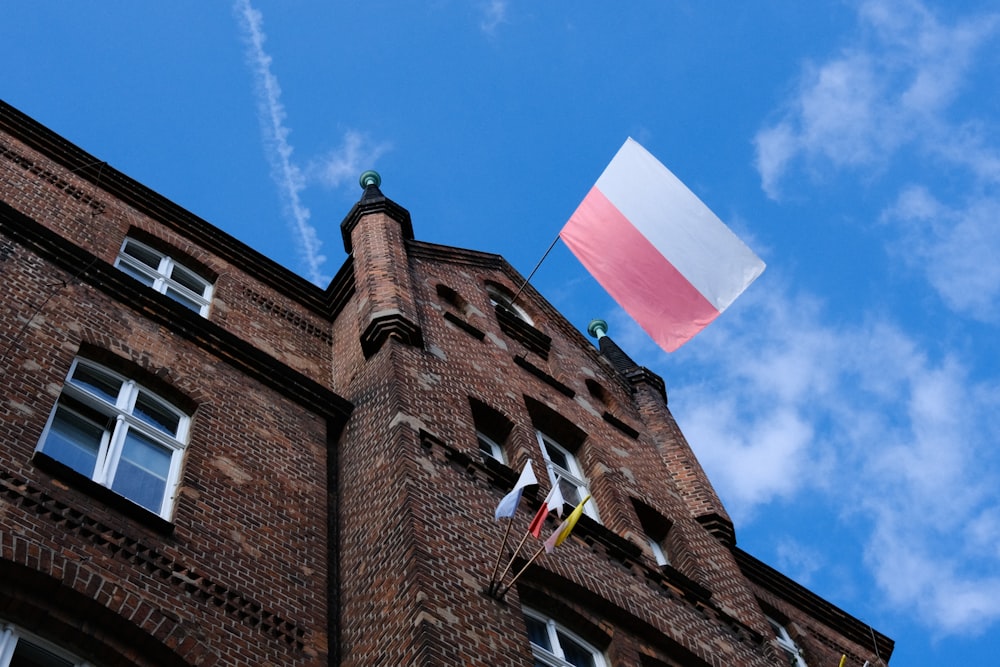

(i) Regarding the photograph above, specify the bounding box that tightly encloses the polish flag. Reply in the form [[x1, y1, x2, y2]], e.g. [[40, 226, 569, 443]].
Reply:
[[527, 482, 565, 537], [560, 138, 765, 352]]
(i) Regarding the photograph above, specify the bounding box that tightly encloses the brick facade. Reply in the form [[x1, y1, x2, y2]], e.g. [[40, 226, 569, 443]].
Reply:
[[0, 100, 892, 666]]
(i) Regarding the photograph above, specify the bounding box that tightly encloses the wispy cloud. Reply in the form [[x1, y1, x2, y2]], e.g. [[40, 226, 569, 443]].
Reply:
[[480, 0, 509, 34], [234, 0, 390, 285], [234, 0, 326, 285], [306, 130, 391, 189]]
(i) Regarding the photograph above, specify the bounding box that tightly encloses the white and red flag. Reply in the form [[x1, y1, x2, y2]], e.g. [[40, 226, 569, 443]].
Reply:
[[560, 138, 765, 352], [527, 483, 565, 537]]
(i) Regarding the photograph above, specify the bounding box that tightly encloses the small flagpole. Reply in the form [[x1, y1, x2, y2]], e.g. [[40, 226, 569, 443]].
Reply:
[[494, 527, 536, 590], [510, 233, 562, 309], [487, 518, 517, 593], [495, 544, 546, 598]]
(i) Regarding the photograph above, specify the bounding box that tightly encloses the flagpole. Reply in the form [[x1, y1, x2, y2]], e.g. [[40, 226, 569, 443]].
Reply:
[[487, 518, 517, 593], [510, 233, 561, 309], [495, 545, 546, 598], [494, 527, 536, 590]]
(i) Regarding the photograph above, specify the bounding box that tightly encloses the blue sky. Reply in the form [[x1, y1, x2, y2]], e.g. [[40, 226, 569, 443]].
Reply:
[[4, 1, 999, 664]]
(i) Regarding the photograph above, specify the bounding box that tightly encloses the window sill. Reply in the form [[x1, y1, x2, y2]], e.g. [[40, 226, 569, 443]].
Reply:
[[31, 451, 175, 535]]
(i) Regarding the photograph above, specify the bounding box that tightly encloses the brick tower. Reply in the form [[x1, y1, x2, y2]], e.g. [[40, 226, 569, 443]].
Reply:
[[0, 100, 892, 666]]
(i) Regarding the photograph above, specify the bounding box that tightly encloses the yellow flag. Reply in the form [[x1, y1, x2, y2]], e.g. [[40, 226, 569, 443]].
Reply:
[[544, 495, 591, 553]]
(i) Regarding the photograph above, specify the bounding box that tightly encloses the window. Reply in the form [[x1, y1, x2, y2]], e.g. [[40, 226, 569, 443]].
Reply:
[[767, 617, 808, 667], [115, 237, 213, 316], [537, 431, 599, 521], [470, 398, 513, 464], [36, 358, 190, 519], [630, 498, 672, 568], [647, 537, 669, 567], [523, 609, 606, 667], [477, 431, 505, 463], [0, 622, 93, 666], [486, 283, 533, 325]]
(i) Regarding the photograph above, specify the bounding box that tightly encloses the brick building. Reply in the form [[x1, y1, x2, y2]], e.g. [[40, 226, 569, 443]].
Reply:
[[0, 99, 893, 666]]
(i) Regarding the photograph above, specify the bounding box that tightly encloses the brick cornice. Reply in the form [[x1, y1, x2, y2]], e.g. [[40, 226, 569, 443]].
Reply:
[[0, 99, 348, 317], [733, 547, 895, 660]]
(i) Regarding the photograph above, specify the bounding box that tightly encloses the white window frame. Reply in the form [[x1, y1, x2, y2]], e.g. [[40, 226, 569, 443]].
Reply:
[[0, 621, 93, 666], [767, 616, 808, 667], [522, 608, 607, 667], [486, 284, 533, 325], [115, 237, 213, 316], [536, 431, 599, 522], [647, 536, 669, 567], [476, 430, 505, 463], [36, 358, 190, 519]]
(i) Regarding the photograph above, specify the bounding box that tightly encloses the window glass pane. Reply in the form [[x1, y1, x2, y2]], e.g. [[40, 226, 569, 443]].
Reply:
[[557, 631, 597, 667], [558, 478, 583, 507], [70, 364, 122, 404], [164, 287, 202, 312], [116, 260, 157, 287], [134, 391, 181, 436], [542, 441, 569, 470], [524, 615, 551, 652], [111, 429, 171, 512], [43, 408, 103, 477], [122, 240, 161, 268], [169, 264, 208, 295], [10, 638, 76, 667]]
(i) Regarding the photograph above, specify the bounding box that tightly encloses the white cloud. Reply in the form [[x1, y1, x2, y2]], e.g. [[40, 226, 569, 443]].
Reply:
[[659, 279, 1000, 636], [883, 186, 1000, 322], [754, 0, 999, 200]]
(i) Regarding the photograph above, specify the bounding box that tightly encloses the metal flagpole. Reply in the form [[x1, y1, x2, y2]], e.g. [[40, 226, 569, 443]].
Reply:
[[509, 233, 562, 309]]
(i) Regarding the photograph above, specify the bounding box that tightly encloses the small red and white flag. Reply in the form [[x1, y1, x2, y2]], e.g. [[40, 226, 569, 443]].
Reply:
[[560, 138, 765, 352], [527, 482, 565, 537]]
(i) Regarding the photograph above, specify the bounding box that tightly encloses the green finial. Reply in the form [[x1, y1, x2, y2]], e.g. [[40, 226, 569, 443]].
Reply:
[[587, 319, 608, 339], [359, 170, 381, 189]]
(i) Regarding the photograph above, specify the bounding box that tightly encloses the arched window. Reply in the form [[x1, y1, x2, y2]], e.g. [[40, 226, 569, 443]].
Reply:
[[486, 283, 533, 325], [522, 608, 607, 667], [35, 358, 191, 519]]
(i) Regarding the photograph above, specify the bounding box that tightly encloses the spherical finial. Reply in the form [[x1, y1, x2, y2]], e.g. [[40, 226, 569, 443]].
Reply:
[[359, 170, 381, 189], [587, 319, 608, 339]]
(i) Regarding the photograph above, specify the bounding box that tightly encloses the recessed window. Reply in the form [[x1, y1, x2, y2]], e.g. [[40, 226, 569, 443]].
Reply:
[[36, 358, 190, 519], [470, 398, 513, 464], [486, 283, 533, 325], [523, 608, 607, 667], [537, 431, 599, 522], [0, 621, 93, 667], [630, 498, 672, 569], [477, 431, 505, 463], [115, 237, 213, 316], [767, 616, 808, 667]]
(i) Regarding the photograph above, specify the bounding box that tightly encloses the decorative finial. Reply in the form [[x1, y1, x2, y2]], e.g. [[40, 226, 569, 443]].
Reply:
[[587, 319, 608, 339], [359, 170, 381, 189]]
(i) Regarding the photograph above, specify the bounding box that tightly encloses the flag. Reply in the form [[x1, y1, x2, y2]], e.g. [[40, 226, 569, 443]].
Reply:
[[494, 461, 538, 520], [527, 482, 565, 537], [560, 138, 765, 352], [543, 495, 590, 553]]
